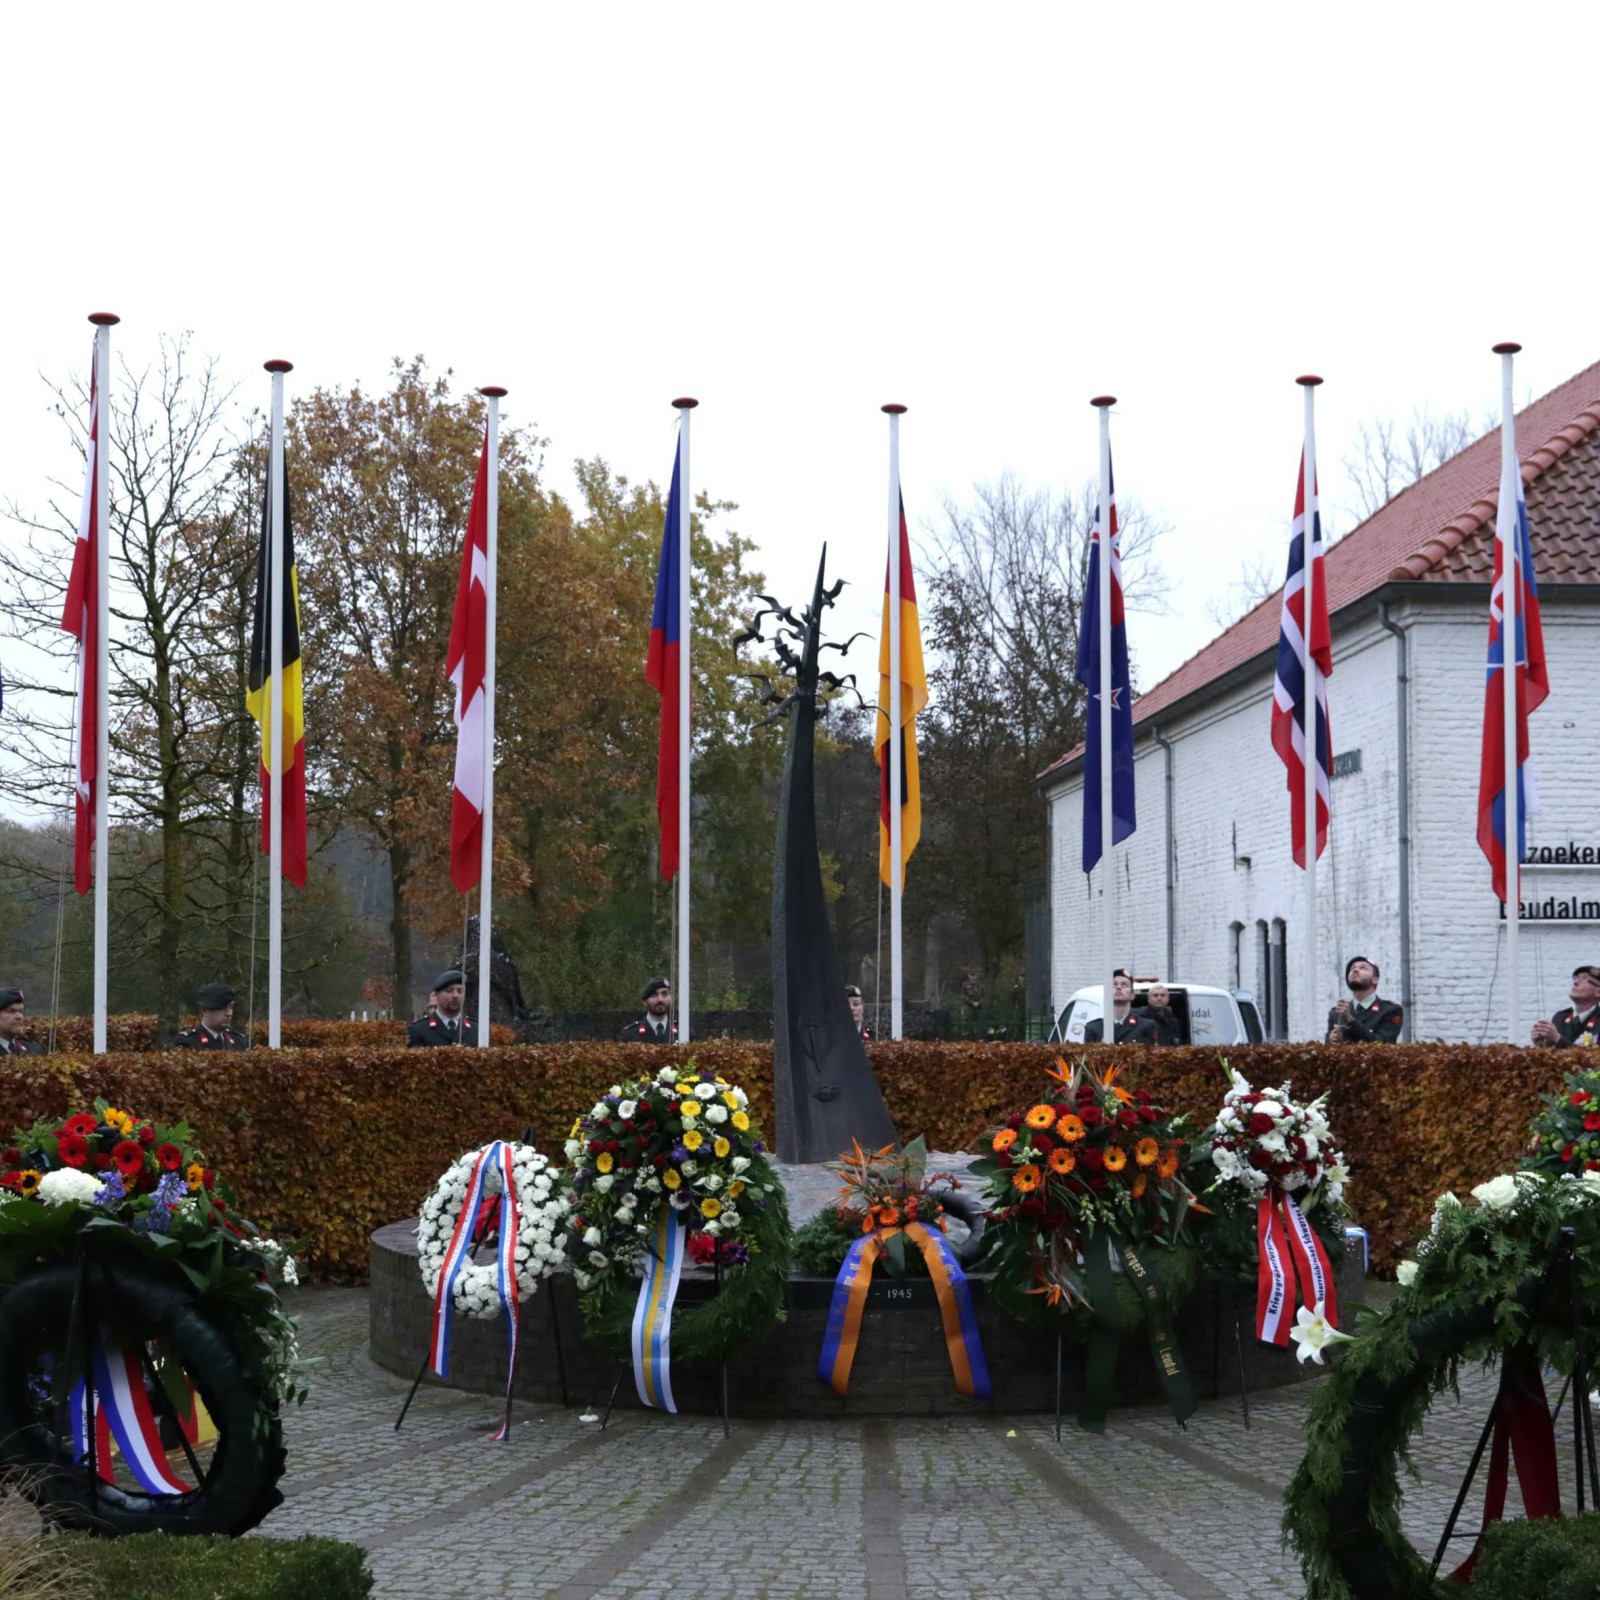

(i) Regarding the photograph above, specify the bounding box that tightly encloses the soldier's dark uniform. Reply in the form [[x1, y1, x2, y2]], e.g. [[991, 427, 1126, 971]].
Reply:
[[620, 976, 677, 1042], [1084, 1013, 1159, 1044], [0, 987, 39, 1056], [174, 983, 250, 1050], [406, 967, 478, 1046], [1326, 995, 1404, 1044], [1545, 1004, 1600, 1049]]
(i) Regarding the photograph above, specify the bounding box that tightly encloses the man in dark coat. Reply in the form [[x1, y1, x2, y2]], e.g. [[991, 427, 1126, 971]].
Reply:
[[1084, 970, 1158, 1044], [1136, 982, 1181, 1046], [1326, 956, 1403, 1044], [407, 969, 479, 1046], [620, 976, 677, 1042], [1532, 964, 1600, 1048], [846, 984, 873, 1041], [174, 983, 251, 1050], [0, 988, 39, 1056]]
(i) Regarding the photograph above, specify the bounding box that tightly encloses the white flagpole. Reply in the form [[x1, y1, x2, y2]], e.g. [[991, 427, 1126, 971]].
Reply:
[[477, 386, 506, 1046], [264, 359, 291, 1049], [1495, 342, 1521, 1043], [1299, 375, 1323, 1040], [89, 312, 118, 1055], [673, 397, 697, 1043], [1092, 396, 1116, 1042], [884, 402, 906, 1041]]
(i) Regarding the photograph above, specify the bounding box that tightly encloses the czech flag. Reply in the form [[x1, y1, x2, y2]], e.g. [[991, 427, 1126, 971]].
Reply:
[[645, 439, 685, 880]]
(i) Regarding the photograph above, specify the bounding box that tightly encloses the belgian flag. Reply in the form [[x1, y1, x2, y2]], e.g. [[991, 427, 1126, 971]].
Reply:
[[875, 492, 928, 886], [245, 453, 307, 886]]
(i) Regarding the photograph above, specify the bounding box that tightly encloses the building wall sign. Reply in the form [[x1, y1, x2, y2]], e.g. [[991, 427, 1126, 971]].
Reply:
[[1525, 841, 1600, 867], [1331, 749, 1362, 779], [1499, 896, 1600, 923]]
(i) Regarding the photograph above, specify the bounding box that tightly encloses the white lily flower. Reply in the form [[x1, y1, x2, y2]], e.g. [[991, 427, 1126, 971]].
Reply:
[[1395, 1260, 1418, 1287], [704, 1104, 729, 1124], [1288, 1301, 1353, 1365]]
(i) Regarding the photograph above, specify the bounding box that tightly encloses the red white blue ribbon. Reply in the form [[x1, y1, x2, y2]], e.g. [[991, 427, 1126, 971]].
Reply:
[[70, 1339, 192, 1495], [632, 1208, 687, 1412], [428, 1143, 500, 1377], [488, 1142, 521, 1441]]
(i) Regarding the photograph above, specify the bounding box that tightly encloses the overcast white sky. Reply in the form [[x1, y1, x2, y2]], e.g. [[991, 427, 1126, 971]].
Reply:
[[5, 2, 1598, 717]]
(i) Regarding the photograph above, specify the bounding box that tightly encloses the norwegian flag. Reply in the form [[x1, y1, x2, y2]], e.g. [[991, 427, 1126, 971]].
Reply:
[[1476, 446, 1547, 904], [446, 432, 491, 892], [61, 352, 102, 895], [1270, 452, 1333, 868]]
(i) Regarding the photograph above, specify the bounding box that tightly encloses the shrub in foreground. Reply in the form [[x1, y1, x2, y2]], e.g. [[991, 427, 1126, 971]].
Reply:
[[56, 1532, 372, 1599]]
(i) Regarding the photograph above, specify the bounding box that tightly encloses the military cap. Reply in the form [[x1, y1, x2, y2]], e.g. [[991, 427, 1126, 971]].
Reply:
[[641, 976, 670, 1001], [0, 988, 23, 1009], [195, 982, 236, 1009], [434, 968, 466, 991]]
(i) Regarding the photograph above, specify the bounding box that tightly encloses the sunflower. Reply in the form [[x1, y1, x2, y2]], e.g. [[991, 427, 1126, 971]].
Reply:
[[727, 1180, 745, 1199], [186, 1163, 206, 1192], [731, 1110, 751, 1131], [1156, 1148, 1181, 1180], [1025, 1104, 1056, 1130], [1131, 1174, 1149, 1199], [1103, 1145, 1128, 1173], [103, 1108, 134, 1136], [713, 1136, 731, 1159], [596, 1151, 615, 1173], [700, 1198, 722, 1219], [1012, 1163, 1044, 1193], [1135, 1137, 1160, 1168], [683, 1129, 704, 1151], [1047, 1147, 1076, 1175], [992, 1129, 1017, 1153], [16, 1170, 42, 1197], [663, 1169, 682, 1190], [1056, 1113, 1086, 1142], [679, 1100, 701, 1119]]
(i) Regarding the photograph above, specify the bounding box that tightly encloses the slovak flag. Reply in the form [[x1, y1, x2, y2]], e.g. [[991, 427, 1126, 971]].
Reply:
[[446, 433, 491, 892], [61, 350, 101, 896], [645, 439, 685, 880], [1476, 443, 1547, 904], [1075, 453, 1135, 872], [1271, 453, 1333, 868]]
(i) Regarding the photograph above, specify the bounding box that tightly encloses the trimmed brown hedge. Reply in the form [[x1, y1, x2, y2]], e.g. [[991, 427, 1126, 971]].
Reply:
[[39, 1016, 516, 1052], [0, 1041, 1564, 1279]]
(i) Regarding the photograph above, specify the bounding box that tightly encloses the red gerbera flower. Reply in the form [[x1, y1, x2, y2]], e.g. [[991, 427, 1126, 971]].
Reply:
[[61, 1115, 98, 1140], [156, 1143, 183, 1172], [112, 1140, 146, 1177], [57, 1133, 89, 1168], [201, 1168, 216, 1191], [0, 1148, 20, 1169], [1585, 1113, 1600, 1133]]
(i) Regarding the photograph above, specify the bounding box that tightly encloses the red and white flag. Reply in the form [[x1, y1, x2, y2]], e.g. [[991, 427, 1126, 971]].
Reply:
[[61, 354, 101, 895], [446, 433, 490, 892]]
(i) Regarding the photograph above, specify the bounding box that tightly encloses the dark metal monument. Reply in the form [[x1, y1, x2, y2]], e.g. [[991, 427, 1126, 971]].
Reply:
[[743, 550, 898, 1163]]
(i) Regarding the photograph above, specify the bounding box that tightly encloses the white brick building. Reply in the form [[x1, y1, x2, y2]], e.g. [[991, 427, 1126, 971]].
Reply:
[[1041, 362, 1600, 1044]]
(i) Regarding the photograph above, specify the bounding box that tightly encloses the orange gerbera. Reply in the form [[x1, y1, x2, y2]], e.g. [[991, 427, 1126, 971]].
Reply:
[[1156, 1147, 1181, 1180], [1103, 1145, 1128, 1173], [1047, 1147, 1076, 1176], [992, 1128, 1017, 1153], [876, 1205, 901, 1227], [1131, 1174, 1148, 1199], [1135, 1137, 1160, 1168], [1025, 1104, 1056, 1130], [1011, 1163, 1043, 1193], [1056, 1112, 1086, 1143]]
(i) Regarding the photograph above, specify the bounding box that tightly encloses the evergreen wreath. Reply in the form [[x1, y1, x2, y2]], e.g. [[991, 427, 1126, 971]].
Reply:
[[563, 1062, 791, 1364], [1285, 1168, 1600, 1599]]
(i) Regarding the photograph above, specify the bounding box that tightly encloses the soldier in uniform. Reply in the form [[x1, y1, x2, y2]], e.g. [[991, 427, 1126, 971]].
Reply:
[[407, 969, 478, 1046], [1532, 964, 1600, 1048], [846, 984, 873, 1041], [0, 988, 40, 1056], [619, 977, 677, 1042], [1084, 971, 1158, 1044], [1326, 956, 1403, 1044], [174, 983, 251, 1050]]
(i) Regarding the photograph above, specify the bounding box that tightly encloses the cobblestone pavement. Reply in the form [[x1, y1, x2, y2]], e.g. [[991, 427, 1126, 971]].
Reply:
[[264, 1286, 1585, 1599]]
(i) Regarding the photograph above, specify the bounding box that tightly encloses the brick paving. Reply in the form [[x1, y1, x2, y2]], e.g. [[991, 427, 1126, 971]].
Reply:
[[263, 1285, 1589, 1598]]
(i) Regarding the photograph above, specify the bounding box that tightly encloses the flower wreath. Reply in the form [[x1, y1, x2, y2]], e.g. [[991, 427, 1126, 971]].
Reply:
[[563, 1062, 790, 1366], [416, 1143, 569, 1314]]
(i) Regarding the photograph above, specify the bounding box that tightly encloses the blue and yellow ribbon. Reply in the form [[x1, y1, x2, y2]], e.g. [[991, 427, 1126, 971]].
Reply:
[[818, 1220, 991, 1400], [632, 1208, 687, 1411]]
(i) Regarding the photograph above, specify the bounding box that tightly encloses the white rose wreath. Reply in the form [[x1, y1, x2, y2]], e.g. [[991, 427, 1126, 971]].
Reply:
[[416, 1142, 569, 1314]]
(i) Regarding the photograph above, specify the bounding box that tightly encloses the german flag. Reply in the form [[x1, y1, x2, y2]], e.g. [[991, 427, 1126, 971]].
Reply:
[[246, 453, 307, 886], [875, 492, 928, 886]]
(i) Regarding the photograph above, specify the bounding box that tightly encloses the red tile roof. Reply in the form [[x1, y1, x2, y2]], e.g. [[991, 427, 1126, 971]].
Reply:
[[1040, 360, 1600, 784]]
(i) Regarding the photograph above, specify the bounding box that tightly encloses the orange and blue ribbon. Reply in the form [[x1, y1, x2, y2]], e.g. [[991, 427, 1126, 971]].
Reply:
[[632, 1207, 688, 1411], [818, 1220, 990, 1400]]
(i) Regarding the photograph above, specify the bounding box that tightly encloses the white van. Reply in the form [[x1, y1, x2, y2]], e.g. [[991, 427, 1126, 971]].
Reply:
[[1052, 982, 1265, 1047]]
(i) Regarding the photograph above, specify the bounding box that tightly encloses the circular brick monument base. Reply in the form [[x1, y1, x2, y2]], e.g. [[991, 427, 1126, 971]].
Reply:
[[369, 1217, 1362, 1418]]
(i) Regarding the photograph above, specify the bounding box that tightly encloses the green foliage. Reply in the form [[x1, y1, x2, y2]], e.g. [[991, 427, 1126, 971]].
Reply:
[[1471, 1511, 1600, 1600], [1524, 1065, 1600, 1181], [54, 1533, 373, 1599]]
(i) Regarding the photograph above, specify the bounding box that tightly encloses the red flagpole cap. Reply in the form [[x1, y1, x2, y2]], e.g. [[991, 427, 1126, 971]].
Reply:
[[881, 402, 908, 415], [671, 396, 699, 410], [1090, 395, 1117, 409], [1492, 342, 1522, 355], [264, 359, 293, 374], [1296, 374, 1324, 387], [87, 312, 121, 327], [479, 385, 508, 398]]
